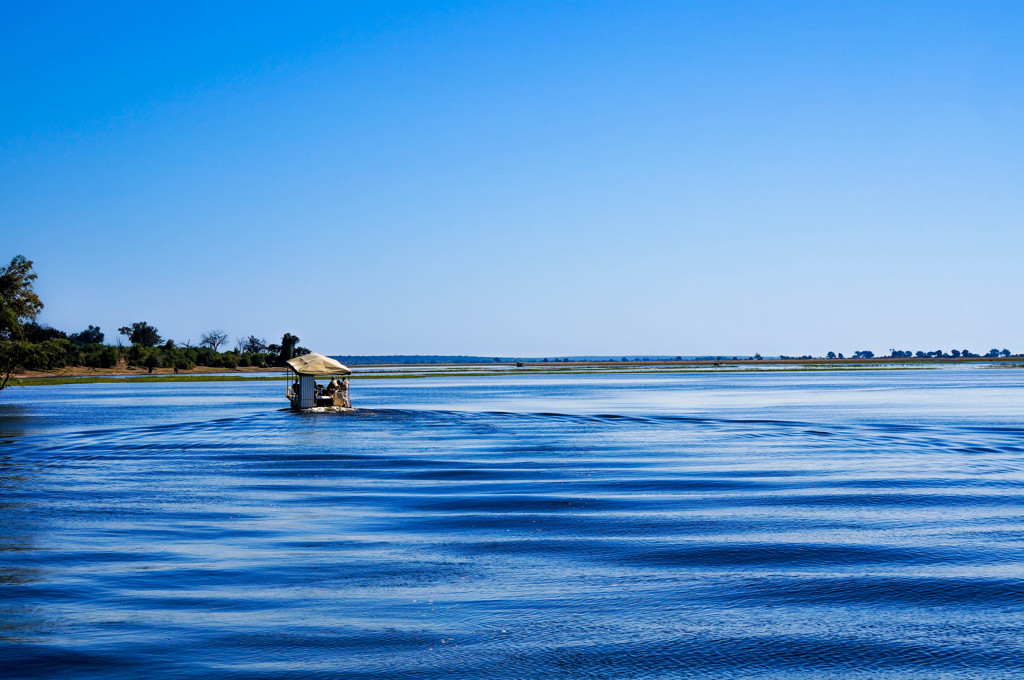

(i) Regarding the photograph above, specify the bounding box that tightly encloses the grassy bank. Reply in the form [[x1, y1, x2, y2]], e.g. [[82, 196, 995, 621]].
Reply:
[[7, 361, 962, 386]]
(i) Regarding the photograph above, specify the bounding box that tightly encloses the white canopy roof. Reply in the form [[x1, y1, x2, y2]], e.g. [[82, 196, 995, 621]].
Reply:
[[286, 352, 352, 376]]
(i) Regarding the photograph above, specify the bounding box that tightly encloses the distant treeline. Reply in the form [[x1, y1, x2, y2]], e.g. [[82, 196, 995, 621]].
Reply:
[[814, 349, 1018, 360], [335, 351, 1021, 366], [1, 254, 316, 389], [14, 320, 312, 373]]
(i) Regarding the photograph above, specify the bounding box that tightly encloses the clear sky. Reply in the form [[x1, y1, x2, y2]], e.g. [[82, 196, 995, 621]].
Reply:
[[3, 1, 1022, 356]]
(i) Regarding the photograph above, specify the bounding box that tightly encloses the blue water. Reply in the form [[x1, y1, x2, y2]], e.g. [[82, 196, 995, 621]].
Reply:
[[1, 368, 1023, 678]]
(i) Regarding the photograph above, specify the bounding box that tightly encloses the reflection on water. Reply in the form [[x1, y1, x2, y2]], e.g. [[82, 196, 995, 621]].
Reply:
[[0, 368, 1023, 678], [0, 403, 28, 441]]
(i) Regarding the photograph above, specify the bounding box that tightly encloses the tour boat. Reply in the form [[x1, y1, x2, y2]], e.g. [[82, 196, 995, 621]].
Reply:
[[285, 352, 353, 410]]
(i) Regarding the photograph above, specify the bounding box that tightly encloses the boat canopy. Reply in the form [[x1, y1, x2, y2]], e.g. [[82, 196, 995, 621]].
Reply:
[[286, 352, 352, 376]]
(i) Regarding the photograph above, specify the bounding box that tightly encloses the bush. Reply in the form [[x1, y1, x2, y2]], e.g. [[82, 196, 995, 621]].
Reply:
[[64, 344, 82, 366], [124, 344, 144, 366], [83, 345, 118, 369], [192, 347, 217, 366], [19, 339, 70, 370], [143, 351, 161, 371]]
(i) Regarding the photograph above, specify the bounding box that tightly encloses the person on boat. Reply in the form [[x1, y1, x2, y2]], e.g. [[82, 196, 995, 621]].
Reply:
[[326, 378, 339, 395], [340, 377, 350, 408]]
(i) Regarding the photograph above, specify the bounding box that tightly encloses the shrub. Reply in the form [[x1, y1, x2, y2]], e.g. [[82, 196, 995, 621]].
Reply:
[[84, 346, 118, 369], [124, 344, 145, 366], [143, 351, 161, 371]]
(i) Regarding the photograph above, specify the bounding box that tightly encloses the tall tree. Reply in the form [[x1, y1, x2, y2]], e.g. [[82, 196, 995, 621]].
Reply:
[[279, 333, 299, 363], [69, 325, 104, 345], [0, 255, 43, 340], [0, 256, 67, 391], [239, 335, 267, 354], [119, 322, 161, 348], [200, 330, 228, 351]]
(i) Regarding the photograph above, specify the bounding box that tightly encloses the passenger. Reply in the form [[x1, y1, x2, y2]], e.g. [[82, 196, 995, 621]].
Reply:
[[340, 377, 350, 408], [327, 378, 339, 395]]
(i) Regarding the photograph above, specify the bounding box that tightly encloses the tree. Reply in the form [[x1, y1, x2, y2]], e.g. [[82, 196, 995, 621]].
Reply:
[[1, 339, 69, 390], [0, 256, 68, 391], [200, 330, 228, 351], [69, 325, 104, 345], [1001, 349, 1011, 357], [119, 321, 161, 347], [23, 322, 66, 343], [239, 335, 267, 354], [279, 333, 299, 363], [0, 255, 43, 340], [826, 351, 836, 359]]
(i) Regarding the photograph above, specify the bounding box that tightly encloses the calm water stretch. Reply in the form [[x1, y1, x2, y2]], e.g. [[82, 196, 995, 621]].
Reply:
[[1, 367, 1023, 679]]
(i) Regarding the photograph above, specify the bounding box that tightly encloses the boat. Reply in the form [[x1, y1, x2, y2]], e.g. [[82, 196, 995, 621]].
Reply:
[[285, 352, 353, 410]]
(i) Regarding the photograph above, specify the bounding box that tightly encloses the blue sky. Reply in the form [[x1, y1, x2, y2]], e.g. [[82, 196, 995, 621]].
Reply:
[[3, 1, 1022, 356]]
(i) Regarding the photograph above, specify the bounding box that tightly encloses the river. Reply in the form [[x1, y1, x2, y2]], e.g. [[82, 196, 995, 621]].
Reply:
[[1, 367, 1023, 678]]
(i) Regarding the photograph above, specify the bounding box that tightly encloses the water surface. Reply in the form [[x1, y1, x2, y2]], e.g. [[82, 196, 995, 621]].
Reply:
[[2, 368, 1023, 678]]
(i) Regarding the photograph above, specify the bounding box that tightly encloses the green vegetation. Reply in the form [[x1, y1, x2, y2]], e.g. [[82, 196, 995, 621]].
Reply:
[[0, 253, 311, 392], [0, 255, 70, 390], [17, 374, 286, 386]]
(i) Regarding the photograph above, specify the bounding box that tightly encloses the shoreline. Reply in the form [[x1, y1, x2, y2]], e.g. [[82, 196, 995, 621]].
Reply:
[[9, 357, 1022, 387], [12, 363, 285, 380]]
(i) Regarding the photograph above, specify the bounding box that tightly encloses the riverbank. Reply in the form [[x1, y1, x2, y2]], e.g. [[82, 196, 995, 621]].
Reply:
[[11, 357, 1022, 387], [15, 355, 1021, 379], [12, 361, 284, 381]]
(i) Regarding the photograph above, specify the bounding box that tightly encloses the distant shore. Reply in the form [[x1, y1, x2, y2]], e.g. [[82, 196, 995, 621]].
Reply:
[[9, 356, 1022, 387], [12, 361, 284, 380]]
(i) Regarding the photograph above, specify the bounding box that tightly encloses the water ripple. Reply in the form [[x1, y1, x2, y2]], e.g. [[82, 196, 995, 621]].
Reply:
[[2, 372, 1023, 678]]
